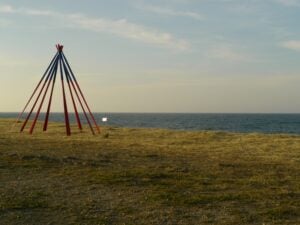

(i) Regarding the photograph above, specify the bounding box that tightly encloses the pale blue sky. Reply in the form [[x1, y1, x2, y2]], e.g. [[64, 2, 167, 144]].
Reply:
[[1, 0, 300, 112]]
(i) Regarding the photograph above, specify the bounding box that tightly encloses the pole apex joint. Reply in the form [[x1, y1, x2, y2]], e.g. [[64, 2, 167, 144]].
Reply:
[[56, 44, 64, 52]]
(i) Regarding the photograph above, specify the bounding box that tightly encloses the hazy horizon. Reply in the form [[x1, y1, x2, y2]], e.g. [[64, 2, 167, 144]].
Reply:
[[1, 0, 300, 113]]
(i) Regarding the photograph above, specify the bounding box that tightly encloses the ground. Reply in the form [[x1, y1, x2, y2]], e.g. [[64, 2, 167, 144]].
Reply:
[[0, 119, 299, 225]]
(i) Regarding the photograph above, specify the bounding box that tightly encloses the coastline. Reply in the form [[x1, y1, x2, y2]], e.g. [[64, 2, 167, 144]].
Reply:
[[2, 113, 300, 135]]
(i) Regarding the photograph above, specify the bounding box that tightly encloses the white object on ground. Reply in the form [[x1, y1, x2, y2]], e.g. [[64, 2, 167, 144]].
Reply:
[[102, 117, 108, 122]]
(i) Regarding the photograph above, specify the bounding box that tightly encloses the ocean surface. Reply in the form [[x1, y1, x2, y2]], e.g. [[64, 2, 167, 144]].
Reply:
[[1, 113, 300, 134]]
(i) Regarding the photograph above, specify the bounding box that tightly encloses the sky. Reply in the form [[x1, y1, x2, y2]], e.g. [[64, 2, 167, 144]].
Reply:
[[0, 0, 300, 113]]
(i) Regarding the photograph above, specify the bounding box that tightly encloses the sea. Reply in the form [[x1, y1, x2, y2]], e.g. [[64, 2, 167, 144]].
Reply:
[[1, 113, 300, 134]]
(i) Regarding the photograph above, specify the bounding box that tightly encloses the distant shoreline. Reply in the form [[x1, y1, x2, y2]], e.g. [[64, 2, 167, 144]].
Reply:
[[1, 118, 300, 137], [1, 113, 300, 134]]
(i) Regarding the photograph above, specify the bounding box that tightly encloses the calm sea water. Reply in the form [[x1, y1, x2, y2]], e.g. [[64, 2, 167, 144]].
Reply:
[[1, 113, 300, 134]]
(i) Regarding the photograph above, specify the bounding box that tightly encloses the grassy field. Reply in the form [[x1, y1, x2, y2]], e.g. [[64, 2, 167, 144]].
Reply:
[[0, 118, 299, 225]]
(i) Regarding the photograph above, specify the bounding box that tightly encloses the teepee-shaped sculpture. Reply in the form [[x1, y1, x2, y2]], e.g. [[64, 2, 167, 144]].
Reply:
[[16, 44, 100, 136]]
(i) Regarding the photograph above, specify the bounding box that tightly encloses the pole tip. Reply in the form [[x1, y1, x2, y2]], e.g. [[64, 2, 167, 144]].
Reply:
[[56, 44, 64, 52]]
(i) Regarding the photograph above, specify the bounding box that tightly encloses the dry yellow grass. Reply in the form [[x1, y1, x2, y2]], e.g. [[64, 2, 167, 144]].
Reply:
[[0, 118, 299, 224]]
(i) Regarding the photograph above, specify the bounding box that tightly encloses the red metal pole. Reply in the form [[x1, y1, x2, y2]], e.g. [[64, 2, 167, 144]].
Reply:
[[59, 52, 71, 136], [62, 53, 100, 134], [29, 59, 58, 134], [62, 61, 82, 131], [64, 66, 95, 135], [20, 56, 59, 132], [43, 59, 59, 131], [14, 53, 58, 126]]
